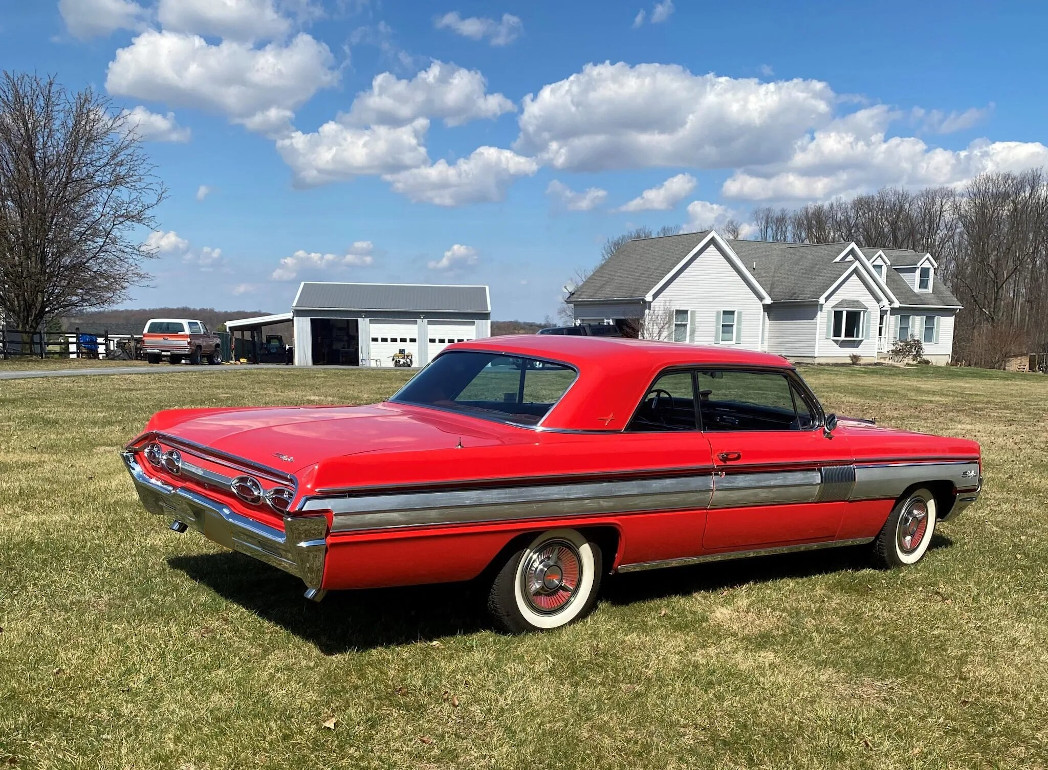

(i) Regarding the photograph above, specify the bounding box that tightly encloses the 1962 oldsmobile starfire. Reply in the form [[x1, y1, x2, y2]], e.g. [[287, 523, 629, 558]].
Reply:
[[123, 336, 982, 632]]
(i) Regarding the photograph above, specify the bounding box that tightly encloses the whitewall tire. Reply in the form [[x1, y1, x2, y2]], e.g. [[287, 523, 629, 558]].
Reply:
[[488, 528, 602, 633], [873, 488, 938, 568]]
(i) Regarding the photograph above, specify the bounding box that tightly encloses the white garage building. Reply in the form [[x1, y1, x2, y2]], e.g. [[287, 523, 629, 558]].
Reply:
[[291, 282, 490, 367]]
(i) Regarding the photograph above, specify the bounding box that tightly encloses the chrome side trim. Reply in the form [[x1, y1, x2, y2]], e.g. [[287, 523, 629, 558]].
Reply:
[[851, 461, 981, 502], [122, 451, 325, 589], [710, 470, 822, 509], [817, 464, 856, 502], [314, 474, 716, 533], [616, 537, 875, 573]]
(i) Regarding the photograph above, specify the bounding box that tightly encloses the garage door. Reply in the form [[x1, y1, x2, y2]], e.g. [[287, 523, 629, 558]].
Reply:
[[427, 321, 476, 359], [370, 321, 419, 367]]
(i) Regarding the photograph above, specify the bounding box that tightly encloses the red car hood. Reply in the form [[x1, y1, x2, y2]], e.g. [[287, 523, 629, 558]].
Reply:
[[145, 402, 521, 474]]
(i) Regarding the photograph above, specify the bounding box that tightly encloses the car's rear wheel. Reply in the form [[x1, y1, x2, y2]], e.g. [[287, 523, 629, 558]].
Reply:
[[873, 487, 937, 568], [146, 353, 161, 364], [189, 347, 202, 365], [207, 348, 221, 365], [488, 528, 602, 633], [169, 354, 183, 365]]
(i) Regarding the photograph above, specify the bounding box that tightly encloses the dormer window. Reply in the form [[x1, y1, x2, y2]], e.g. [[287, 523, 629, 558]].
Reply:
[[873, 261, 886, 281], [918, 266, 932, 292]]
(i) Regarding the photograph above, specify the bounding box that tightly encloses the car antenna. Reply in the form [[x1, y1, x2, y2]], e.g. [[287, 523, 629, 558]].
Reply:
[[456, 437, 463, 449]]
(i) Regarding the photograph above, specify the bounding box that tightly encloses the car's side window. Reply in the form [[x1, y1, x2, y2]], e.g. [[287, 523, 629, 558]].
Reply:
[[188, 321, 202, 334], [627, 371, 697, 431], [698, 370, 811, 431]]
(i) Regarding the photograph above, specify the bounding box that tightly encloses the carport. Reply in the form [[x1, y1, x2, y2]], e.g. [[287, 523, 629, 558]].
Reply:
[[224, 312, 293, 364]]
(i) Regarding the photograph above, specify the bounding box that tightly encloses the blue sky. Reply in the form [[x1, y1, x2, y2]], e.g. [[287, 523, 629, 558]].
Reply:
[[3, 0, 1047, 321]]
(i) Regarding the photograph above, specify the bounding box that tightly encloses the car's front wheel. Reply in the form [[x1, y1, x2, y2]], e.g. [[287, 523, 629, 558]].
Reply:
[[207, 348, 221, 365], [488, 528, 602, 633], [873, 487, 938, 568]]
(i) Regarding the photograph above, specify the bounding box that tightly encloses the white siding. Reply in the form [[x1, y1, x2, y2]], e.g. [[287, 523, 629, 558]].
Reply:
[[650, 241, 764, 349], [895, 266, 919, 292], [766, 304, 819, 358], [818, 271, 880, 359], [293, 315, 312, 366], [891, 310, 955, 362]]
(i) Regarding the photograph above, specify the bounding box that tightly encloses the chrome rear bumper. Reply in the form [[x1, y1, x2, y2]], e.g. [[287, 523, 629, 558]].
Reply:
[[948, 475, 982, 520], [122, 451, 327, 590]]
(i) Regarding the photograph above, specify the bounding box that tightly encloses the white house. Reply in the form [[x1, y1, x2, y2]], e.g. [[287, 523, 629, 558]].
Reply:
[[567, 230, 961, 364]]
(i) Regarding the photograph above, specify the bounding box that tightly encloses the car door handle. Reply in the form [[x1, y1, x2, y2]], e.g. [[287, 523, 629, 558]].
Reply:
[[718, 451, 742, 462]]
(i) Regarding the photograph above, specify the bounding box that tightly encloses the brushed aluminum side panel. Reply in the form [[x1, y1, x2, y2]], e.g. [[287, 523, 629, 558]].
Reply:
[[709, 470, 822, 509], [851, 461, 980, 501]]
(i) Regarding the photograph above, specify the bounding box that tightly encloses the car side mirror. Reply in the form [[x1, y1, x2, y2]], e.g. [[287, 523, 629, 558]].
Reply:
[[823, 413, 837, 438]]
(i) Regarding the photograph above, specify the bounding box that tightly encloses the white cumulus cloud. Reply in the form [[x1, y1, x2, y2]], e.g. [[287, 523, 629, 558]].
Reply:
[[913, 104, 993, 135], [721, 106, 1048, 201], [105, 30, 338, 129], [157, 0, 290, 42], [515, 62, 835, 171], [618, 173, 696, 211], [345, 61, 514, 128], [276, 119, 429, 187], [546, 180, 608, 211], [428, 243, 477, 271], [684, 200, 735, 231], [632, 0, 673, 27], [59, 0, 148, 40], [119, 106, 191, 143], [183, 246, 224, 271], [143, 230, 189, 254], [271, 242, 376, 281], [434, 12, 522, 46], [196, 185, 212, 201], [384, 146, 538, 206]]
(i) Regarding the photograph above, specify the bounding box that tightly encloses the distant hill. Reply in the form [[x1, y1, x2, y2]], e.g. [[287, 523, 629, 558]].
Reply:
[[491, 320, 546, 336], [62, 307, 271, 335]]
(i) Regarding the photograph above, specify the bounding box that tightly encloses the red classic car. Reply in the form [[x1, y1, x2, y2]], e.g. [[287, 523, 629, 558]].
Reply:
[[123, 336, 982, 632]]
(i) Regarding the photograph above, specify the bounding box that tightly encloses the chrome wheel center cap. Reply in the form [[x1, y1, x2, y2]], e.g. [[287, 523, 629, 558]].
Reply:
[[538, 563, 564, 592]]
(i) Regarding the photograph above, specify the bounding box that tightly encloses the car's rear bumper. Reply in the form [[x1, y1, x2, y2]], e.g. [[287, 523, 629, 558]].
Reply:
[[144, 346, 192, 354], [122, 450, 327, 590]]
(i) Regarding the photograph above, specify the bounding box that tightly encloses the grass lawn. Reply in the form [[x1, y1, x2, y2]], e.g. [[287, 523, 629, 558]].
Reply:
[[0, 357, 150, 371], [1, 365, 1046, 769]]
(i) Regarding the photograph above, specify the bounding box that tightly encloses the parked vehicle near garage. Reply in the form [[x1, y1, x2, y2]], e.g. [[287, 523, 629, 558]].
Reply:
[[142, 319, 222, 365], [537, 322, 624, 336], [123, 336, 981, 633]]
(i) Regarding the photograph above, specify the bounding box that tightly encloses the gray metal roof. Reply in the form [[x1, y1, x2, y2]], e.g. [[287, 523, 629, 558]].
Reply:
[[569, 233, 961, 308], [293, 282, 490, 313]]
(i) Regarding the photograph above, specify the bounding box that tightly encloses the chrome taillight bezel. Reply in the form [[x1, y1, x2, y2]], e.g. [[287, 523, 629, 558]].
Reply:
[[161, 449, 182, 475], [230, 475, 264, 505], [144, 443, 163, 468], [266, 487, 295, 513]]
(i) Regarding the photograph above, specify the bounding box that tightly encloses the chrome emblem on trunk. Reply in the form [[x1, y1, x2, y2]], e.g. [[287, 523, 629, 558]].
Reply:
[[231, 475, 264, 505], [273, 453, 294, 463], [161, 449, 182, 475]]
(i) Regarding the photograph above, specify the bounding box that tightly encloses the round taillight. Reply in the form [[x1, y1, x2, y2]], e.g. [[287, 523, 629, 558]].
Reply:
[[144, 443, 163, 467], [266, 487, 295, 513], [230, 475, 263, 505], [161, 449, 182, 475]]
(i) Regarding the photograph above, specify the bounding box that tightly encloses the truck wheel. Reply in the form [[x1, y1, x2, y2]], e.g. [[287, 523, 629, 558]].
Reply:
[[872, 487, 938, 568], [189, 347, 202, 365], [146, 354, 161, 364], [169, 355, 182, 365], [488, 528, 602, 633], [207, 348, 221, 365]]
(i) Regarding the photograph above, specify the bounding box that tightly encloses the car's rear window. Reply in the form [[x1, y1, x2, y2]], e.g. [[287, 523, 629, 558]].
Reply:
[[146, 321, 186, 334], [391, 351, 577, 426]]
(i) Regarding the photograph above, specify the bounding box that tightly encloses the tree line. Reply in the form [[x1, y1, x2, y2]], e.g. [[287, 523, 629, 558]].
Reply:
[[749, 171, 1048, 367]]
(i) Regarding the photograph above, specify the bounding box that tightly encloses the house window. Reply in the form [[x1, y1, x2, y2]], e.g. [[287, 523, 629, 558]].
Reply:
[[673, 310, 688, 342], [832, 310, 864, 340], [874, 262, 886, 281], [923, 316, 936, 344], [898, 315, 911, 340], [719, 310, 736, 343], [918, 266, 932, 291]]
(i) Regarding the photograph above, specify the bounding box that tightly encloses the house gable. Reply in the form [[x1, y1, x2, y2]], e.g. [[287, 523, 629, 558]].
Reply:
[[646, 231, 771, 304]]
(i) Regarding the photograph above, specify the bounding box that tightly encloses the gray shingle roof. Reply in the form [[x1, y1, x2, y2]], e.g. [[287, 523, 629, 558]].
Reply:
[[569, 231, 711, 301], [569, 233, 961, 308], [293, 283, 489, 313]]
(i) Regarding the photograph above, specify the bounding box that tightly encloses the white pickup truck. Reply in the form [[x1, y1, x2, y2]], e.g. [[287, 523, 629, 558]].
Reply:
[[142, 319, 222, 365]]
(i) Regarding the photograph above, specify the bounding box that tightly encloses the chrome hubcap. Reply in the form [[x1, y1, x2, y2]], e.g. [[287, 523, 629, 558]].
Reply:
[[897, 499, 929, 553], [521, 540, 581, 615]]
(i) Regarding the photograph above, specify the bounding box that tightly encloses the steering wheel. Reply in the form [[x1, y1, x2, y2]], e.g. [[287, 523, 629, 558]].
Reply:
[[648, 388, 675, 424]]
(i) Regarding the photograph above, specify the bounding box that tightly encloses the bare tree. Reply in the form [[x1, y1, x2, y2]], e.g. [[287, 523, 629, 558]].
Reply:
[[639, 301, 673, 340], [0, 72, 164, 333]]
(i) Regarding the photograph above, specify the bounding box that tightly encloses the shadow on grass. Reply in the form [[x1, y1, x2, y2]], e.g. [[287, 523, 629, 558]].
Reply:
[[168, 552, 490, 655], [603, 533, 954, 606], [169, 533, 953, 653]]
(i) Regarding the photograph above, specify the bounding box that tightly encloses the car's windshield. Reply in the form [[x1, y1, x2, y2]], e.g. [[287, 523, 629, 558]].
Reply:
[[390, 351, 577, 426]]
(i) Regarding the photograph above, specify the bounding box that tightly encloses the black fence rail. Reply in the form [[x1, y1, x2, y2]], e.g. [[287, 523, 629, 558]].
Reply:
[[1, 328, 141, 360]]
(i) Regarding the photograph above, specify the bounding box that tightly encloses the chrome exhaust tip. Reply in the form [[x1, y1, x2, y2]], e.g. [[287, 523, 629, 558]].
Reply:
[[169, 520, 189, 533], [303, 587, 327, 602]]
